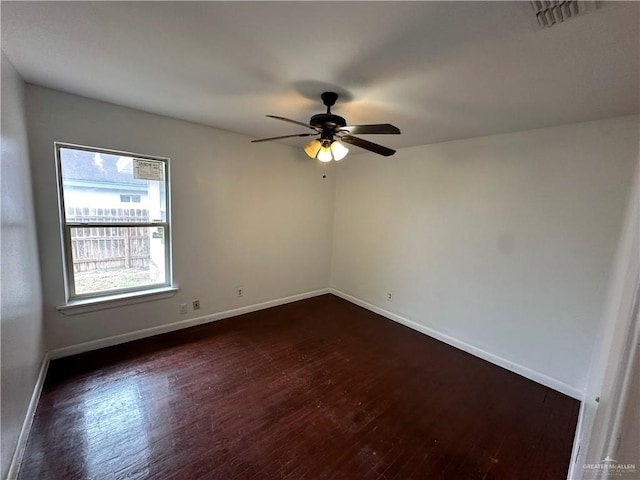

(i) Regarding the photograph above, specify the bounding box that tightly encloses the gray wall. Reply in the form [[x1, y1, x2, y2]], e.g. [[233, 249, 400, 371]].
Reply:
[[331, 116, 639, 397], [1, 53, 45, 478], [25, 85, 336, 351], [5, 76, 639, 477]]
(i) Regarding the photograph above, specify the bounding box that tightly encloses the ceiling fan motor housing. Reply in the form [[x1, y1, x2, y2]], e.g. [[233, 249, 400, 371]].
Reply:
[[310, 113, 347, 130]]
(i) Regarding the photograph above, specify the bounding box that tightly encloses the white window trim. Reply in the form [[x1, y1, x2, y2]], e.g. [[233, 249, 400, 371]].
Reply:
[[57, 286, 179, 315], [55, 142, 174, 305]]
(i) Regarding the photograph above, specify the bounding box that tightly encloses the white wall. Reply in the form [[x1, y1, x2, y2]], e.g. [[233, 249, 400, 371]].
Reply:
[[570, 159, 639, 479], [1, 53, 45, 478], [25, 85, 336, 351], [331, 116, 639, 397], [19, 82, 640, 400]]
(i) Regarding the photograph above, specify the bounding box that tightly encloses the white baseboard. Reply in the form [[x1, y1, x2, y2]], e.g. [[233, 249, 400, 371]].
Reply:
[[6, 353, 50, 480], [330, 288, 584, 400], [49, 288, 330, 360]]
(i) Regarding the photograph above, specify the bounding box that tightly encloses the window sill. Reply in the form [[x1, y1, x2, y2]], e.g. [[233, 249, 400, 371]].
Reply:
[[57, 286, 179, 315]]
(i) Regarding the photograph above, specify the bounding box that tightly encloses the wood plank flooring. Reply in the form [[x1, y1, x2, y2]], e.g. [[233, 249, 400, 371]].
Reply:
[[19, 294, 580, 479]]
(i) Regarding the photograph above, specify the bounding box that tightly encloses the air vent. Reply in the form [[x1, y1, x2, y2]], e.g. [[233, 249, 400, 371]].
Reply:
[[530, 0, 599, 28]]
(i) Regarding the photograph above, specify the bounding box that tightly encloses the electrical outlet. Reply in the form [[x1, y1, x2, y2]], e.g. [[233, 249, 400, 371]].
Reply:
[[237, 287, 244, 297], [192, 299, 200, 310], [179, 303, 188, 314], [387, 291, 393, 302]]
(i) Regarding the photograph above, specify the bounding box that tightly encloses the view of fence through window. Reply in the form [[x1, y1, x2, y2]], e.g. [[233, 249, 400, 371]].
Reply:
[[58, 145, 170, 298]]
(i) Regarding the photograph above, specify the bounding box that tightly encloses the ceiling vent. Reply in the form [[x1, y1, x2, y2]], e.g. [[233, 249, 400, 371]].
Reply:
[[530, 1, 600, 28]]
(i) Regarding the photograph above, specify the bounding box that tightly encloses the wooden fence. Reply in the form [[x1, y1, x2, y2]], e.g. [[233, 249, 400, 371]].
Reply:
[[67, 207, 151, 272]]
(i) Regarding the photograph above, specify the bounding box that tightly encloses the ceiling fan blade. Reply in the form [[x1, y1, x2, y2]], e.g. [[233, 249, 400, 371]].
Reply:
[[340, 124, 401, 135], [251, 133, 317, 143], [339, 135, 396, 157], [266, 115, 320, 131]]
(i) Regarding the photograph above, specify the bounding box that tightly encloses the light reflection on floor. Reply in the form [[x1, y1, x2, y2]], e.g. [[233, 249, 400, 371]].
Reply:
[[81, 378, 151, 478]]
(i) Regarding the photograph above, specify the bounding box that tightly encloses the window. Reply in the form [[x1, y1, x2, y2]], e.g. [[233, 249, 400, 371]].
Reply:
[[56, 143, 172, 301], [120, 194, 141, 203]]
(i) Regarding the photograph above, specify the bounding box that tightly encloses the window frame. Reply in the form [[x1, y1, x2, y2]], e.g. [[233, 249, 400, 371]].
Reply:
[[55, 142, 173, 303]]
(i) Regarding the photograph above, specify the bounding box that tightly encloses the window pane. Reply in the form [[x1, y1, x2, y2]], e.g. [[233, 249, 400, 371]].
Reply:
[[59, 148, 166, 223], [71, 226, 167, 295]]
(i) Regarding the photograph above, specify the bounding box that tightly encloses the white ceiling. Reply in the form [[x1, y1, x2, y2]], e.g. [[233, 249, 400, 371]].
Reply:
[[2, 1, 638, 150]]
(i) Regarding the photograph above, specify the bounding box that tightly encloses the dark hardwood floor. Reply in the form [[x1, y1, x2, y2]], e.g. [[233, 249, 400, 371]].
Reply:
[[19, 294, 579, 480]]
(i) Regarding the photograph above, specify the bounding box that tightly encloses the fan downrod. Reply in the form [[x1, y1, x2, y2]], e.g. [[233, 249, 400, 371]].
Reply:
[[309, 92, 346, 130]]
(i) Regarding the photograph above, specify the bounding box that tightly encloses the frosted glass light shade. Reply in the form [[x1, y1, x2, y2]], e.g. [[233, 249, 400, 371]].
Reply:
[[317, 146, 333, 162], [330, 141, 349, 160], [304, 139, 322, 158], [303, 138, 349, 162]]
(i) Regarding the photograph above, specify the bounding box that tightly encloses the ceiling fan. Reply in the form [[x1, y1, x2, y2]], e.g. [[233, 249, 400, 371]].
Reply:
[[251, 92, 401, 161]]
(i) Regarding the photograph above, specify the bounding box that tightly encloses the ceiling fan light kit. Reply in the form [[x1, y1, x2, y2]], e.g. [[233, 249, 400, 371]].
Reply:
[[304, 137, 349, 162], [252, 91, 401, 161]]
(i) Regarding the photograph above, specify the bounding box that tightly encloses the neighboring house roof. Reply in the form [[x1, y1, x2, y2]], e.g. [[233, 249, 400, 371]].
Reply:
[[60, 147, 150, 187]]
